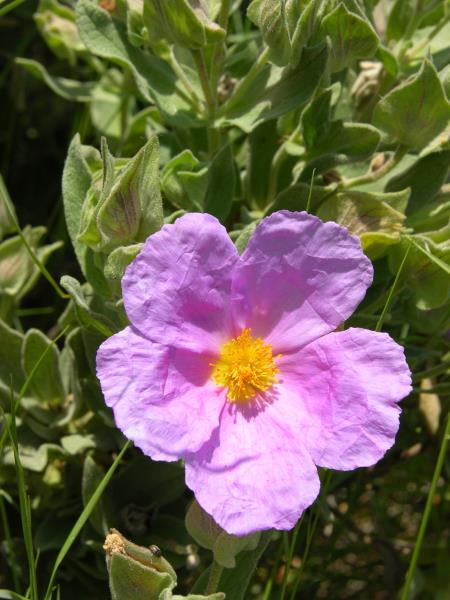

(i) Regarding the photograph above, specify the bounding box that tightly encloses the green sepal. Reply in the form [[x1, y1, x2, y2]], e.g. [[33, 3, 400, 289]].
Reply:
[[185, 501, 260, 569]]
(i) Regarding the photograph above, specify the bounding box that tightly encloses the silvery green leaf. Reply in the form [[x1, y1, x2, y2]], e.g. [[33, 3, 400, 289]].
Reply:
[[386, 150, 450, 216], [389, 233, 450, 310], [204, 144, 236, 221], [62, 134, 105, 289], [2, 441, 66, 473], [143, 0, 225, 49], [22, 329, 65, 404], [302, 87, 381, 158], [0, 318, 24, 400], [314, 2, 379, 72], [0, 176, 17, 240], [82, 455, 111, 535], [15, 58, 95, 102], [248, 0, 322, 66], [34, 0, 85, 65], [76, 0, 201, 128], [0, 226, 62, 299], [104, 244, 143, 281], [161, 150, 206, 211], [222, 41, 329, 132], [60, 275, 115, 336]]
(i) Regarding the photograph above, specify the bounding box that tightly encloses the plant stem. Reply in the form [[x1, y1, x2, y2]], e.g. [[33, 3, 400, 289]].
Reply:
[[210, 0, 231, 94], [289, 471, 332, 600], [412, 359, 450, 383], [0, 0, 26, 17], [401, 413, 450, 600], [192, 49, 220, 155], [279, 516, 304, 600], [267, 123, 303, 203], [262, 538, 284, 600], [267, 144, 288, 203], [375, 244, 411, 332], [221, 46, 270, 116], [0, 494, 21, 593], [206, 561, 224, 594], [168, 48, 203, 112], [340, 145, 407, 189]]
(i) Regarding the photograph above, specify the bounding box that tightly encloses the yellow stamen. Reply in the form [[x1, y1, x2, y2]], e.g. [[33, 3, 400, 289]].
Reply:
[[211, 328, 281, 403]]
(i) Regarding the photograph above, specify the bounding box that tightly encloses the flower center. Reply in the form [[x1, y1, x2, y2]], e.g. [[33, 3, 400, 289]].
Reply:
[[211, 328, 281, 403]]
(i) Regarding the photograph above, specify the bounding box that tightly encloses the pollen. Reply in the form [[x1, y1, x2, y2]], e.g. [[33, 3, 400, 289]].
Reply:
[[211, 328, 281, 403]]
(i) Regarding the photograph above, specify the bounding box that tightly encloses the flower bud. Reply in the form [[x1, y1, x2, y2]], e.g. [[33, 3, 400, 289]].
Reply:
[[104, 529, 177, 600], [77, 137, 163, 254]]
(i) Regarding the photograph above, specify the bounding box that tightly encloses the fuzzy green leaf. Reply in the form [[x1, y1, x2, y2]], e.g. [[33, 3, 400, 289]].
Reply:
[[143, 0, 225, 49], [22, 329, 65, 404], [16, 58, 95, 102], [315, 2, 379, 72], [76, 0, 200, 128], [204, 144, 236, 221], [302, 87, 381, 158], [223, 41, 329, 132], [374, 60, 450, 149]]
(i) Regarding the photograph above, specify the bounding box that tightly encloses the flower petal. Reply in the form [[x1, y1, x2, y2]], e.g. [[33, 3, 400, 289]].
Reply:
[[96, 327, 225, 461], [232, 211, 373, 353], [122, 213, 239, 354], [279, 328, 412, 470], [186, 395, 320, 536]]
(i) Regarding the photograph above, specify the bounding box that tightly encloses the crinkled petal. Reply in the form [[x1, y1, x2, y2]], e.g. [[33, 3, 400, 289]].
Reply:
[[279, 328, 412, 470], [96, 327, 225, 461], [122, 213, 239, 353], [185, 392, 320, 536], [232, 211, 373, 353]]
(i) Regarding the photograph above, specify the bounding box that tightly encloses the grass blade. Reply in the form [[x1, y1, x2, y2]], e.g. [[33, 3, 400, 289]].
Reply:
[[43, 440, 131, 600], [0, 494, 21, 593], [8, 390, 38, 600], [0, 175, 69, 300], [406, 235, 450, 276], [0, 0, 27, 17], [401, 413, 450, 599], [375, 244, 411, 332]]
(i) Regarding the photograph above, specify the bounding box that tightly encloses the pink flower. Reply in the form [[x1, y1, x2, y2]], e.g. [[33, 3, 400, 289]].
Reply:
[[96, 211, 411, 535]]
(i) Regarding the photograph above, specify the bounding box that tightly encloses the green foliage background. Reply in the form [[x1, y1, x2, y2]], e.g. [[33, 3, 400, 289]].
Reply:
[[0, 0, 450, 598]]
